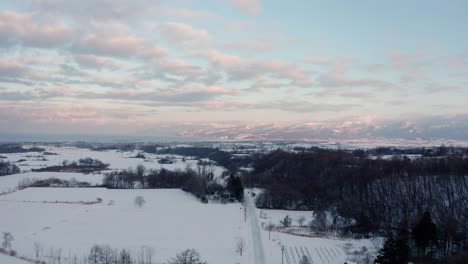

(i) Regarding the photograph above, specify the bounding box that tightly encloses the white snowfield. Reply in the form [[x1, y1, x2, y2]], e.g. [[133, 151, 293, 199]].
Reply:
[[0, 145, 225, 194], [0, 254, 31, 264], [1, 146, 225, 175], [0, 146, 381, 264], [256, 208, 380, 264], [0, 171, 103, 194], [0, 188, 245, 264]]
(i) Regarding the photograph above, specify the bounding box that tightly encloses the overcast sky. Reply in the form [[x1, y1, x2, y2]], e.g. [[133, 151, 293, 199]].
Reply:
[[0, 0, 467, 141]]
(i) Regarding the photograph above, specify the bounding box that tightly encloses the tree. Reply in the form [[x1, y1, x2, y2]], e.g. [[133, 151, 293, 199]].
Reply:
[[266, 222, 275, 240], [88, 245, 103, 264], [34, 242, 42, 259], [227, 175, 244, 201], [374, 235, 397, 264], [413, 211, 437, 257], [312, 210, 327, 232], [118, 249, 132, 264], [168, 249, 207, 264], [2, 232, 13, 250], [394, 216, 410, 263], [136, 164, 146, 185], [236, 238, 245, 256], [134, 196, 146, 208], [280, 215, 292, 228], [299, 255, 311, 264], [297, 216, 306, 227]]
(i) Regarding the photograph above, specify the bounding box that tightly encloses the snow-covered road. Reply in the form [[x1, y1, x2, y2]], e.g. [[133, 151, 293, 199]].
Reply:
[[245, 193, 266, 264]]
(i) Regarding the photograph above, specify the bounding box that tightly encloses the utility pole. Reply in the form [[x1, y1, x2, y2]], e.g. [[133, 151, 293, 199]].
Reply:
[[281, 246, 284, 264], [244, 203, 247, 222]]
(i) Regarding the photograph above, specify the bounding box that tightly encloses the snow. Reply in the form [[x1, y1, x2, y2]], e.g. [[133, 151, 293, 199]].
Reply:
[[0, 187, 105, 203], [0, 254, 31, 264], [0, 146, 383, 264], [0, 172, 103, 194], [0, 188, 244, 264], [1, 146, 225, 176], [256, 208, 380, 264], [245, 193, 266, 264]]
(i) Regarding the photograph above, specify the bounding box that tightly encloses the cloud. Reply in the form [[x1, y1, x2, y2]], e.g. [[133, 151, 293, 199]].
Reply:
[[318, 66, 395, 90], [160, 22, 211, 47], [26, 0, 161, 21], [231, 0, 262, 15], [73, 54, 122, 70], [84, 86, 240, 105], [200, 99, 357, 113], [221, 39, 275, 53], [73, 32, 167, 59], [199, 50, 311, 86], [0, 59, 31, 78], [304, 58, 331, 65], [0, 10, 74, 48], [159, 7, 217, 19]]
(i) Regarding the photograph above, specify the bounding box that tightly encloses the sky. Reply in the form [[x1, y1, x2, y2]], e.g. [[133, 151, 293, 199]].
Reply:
[[0, 0, 467, 142]]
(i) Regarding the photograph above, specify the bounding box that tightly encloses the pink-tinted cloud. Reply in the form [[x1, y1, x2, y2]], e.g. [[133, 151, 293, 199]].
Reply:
[[73, 33, 167, 59], [199, 50, 311, 86], [73, 54, 122, 70], [159, 7, 217, 19], [304, 57, 331, 65], [0, 10, 74, 48], [160, 22, 211, 47], [231, 0, 262, 15], [221, 39, 275, 53], [318, 66, 394, 90]]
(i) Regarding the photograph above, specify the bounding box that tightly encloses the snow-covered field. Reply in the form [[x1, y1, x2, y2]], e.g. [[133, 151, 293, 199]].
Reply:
[[0, 188, 245, 264], [246, 196, 380, 264], [0, 145, 225, 194], [0, 253, 30, 264], [0, 145, 382, 264], [0, 171, 103, 194], [1, 145, 225, 175]]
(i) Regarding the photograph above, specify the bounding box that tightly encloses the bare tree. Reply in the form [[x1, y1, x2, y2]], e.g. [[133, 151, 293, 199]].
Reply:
[[119, 249, 132, 264], [34, 242, 42, 259], [299, 255, 311, 264], [134, 196, 146, 208], [297, 216, 306, 227], [168, 249, 207, 264], [236, 238, 245, 256], [280, 215, 292, 228], [2, 232, 13, 250], [266, 222, 275, 240], [312, 210, 327, 232]]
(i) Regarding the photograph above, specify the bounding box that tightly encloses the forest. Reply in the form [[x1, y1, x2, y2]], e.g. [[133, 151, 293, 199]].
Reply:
[[243, 148, 468, 262], [102, 165, 244, 203], [0, 160, 20, 176]]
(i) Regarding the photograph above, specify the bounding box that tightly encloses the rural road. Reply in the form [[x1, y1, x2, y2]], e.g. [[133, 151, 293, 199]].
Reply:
[[245, 193, 266, 264]]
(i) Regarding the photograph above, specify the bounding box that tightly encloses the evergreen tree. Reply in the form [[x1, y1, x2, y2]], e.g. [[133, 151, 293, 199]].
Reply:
[[374, 234, 397, 264], [394, 216, 410, 263], [413, 211, 438, 258], [227, 174, 244, 201]]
